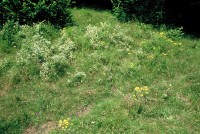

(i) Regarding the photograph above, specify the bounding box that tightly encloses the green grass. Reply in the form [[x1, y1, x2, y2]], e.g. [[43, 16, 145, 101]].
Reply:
[[0, 8, 200, 134]]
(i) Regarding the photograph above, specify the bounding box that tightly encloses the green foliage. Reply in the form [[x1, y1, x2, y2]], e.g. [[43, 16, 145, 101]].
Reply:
[[68, 72, 86, 87], [0, 20, 19, 53], [0, 114, 30, 134], [111, 0, 165, 24], [111, 0, 200, 34], [0, 8, 199, 134], [0, 0, 73, 28], [15, 23, 75, 81]]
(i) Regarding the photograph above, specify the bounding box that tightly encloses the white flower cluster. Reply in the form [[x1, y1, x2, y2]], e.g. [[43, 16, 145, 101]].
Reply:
[[85, 22, 133, 49], [17, 25, 75, 80], [85, 24, 101, 48], [85, 25, 100, 40], [109, 24, 132, 48]]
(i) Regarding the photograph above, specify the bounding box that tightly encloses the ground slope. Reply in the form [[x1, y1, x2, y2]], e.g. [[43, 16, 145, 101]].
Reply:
[[0, 8, 199, 134]]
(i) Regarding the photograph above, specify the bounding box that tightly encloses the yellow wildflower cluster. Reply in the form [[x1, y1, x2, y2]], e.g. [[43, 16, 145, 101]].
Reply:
[[159, 32, 181, 46], [59, 118, 70, 130], [133, 86, 149, 99], [159, 32, 165, 37]]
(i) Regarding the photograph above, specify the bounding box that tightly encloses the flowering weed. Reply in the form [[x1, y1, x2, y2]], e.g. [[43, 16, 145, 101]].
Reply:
[[58, 118, 71, 131], [131, 86, 150, 114], [16, 24, 75, 80]]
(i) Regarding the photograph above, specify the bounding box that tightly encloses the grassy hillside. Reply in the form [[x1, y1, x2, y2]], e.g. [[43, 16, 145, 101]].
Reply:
[[0, 8, 199, 134]]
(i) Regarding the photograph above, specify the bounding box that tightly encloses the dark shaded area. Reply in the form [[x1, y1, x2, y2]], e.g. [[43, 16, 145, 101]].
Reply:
[[164, 0, 200, 36], [73, 0, 112, 10]]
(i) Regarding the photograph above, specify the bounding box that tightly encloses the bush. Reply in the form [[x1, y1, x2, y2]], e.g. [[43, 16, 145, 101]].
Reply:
[[0, 20, 19, 53], [111, 0, 165, 24], [0, 0, 73, 28], [16, 23, 75, 80], [111, 0, 200, 34]]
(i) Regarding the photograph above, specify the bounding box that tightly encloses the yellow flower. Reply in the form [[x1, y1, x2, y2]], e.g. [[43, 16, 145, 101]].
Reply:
[[142, 86, 149, 91], [135, 86, 140, 92], [160, 32, 164, 36], [159, 32, 166, 38], [59, 118, 70, 130]]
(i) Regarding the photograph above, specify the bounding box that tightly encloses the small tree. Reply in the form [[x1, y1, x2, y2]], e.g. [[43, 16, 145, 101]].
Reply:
[[0, 0, 73, 28]]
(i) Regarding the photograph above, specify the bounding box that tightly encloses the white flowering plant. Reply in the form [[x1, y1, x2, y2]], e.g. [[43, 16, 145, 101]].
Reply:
[[85, 22, 133, 50], [16, 24, 75, 80]]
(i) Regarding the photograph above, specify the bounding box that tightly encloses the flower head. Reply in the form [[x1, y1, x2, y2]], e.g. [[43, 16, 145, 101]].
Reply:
[[133, 86, 150, 98], [159, 32, 165, 37], [142, 86, 149, 91], [135, 86, 140, 92], [58, 118, 70, 130]]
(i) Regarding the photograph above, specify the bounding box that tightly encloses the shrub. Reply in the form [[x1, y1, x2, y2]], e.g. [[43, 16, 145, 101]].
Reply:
[[0, 20, 19, 53], [16, 23, 75, 80], [0, 0, 73, 28], [111, 0, 200, 34], [111, 0, 165, 24], [84, 22, 133, 49]]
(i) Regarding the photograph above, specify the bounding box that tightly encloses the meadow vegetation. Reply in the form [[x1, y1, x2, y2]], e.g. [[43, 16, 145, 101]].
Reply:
[[0, 8, 200, 133]]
